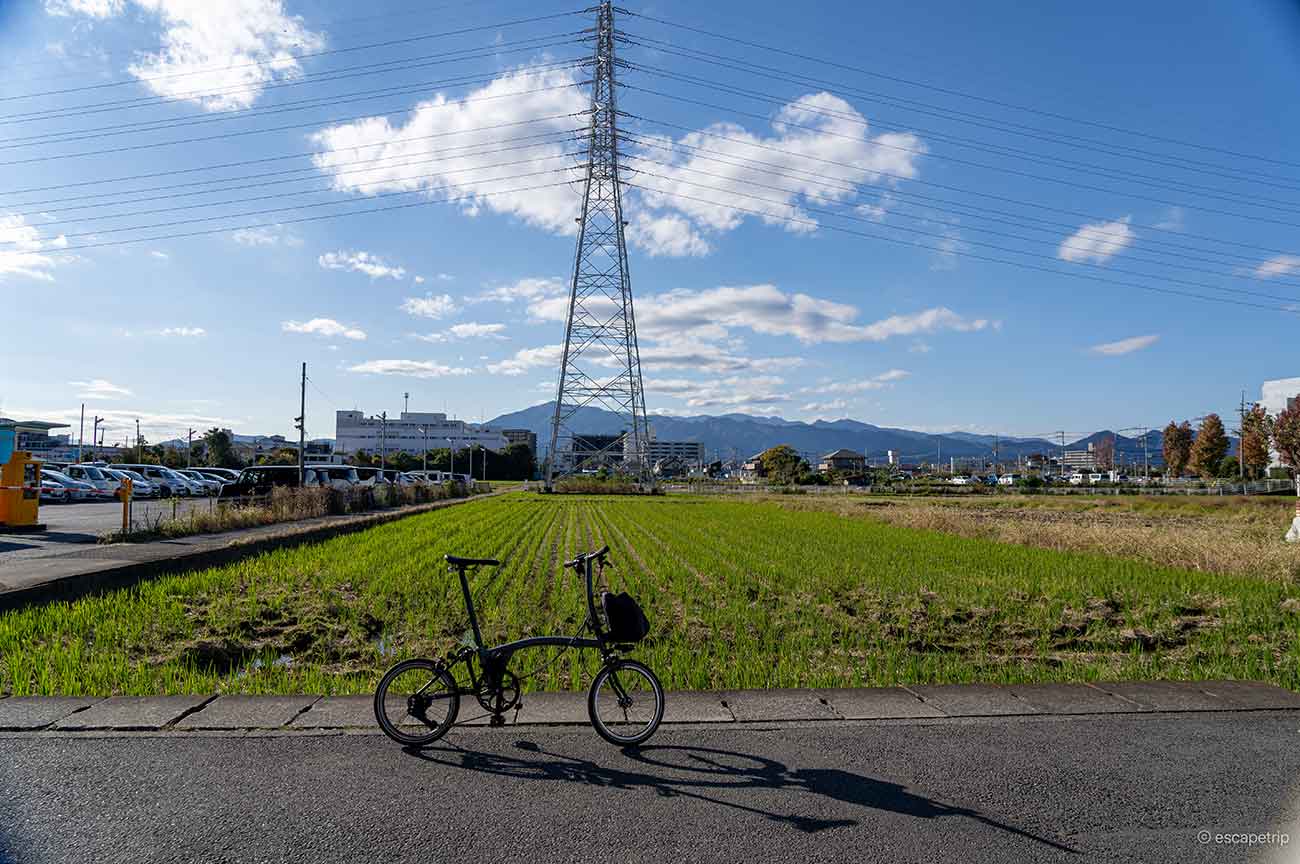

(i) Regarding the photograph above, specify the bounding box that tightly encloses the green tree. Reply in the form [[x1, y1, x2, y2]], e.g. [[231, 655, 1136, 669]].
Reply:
[[1162, 420, 1192, 479], [1240, 404, 1272, 479], [758, 445, 805, 484], [1217, 456, 1240, 479], [1190, 414, 1229, 479], [202, 428, 240, 468]]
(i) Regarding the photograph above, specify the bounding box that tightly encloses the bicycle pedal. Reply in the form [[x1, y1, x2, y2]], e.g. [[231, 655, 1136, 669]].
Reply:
[[489, 714, 506, 727]]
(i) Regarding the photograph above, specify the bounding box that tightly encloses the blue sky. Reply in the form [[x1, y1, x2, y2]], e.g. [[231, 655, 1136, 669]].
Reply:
[[1, 0, 1298, 446]]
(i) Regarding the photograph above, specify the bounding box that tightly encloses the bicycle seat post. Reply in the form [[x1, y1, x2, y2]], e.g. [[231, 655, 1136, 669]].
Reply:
[[453, 561, 485, 651]]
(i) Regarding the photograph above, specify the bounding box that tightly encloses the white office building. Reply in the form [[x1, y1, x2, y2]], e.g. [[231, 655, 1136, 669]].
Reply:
[[1262, 377, 1300, 468], [335, 410, 509, 456]]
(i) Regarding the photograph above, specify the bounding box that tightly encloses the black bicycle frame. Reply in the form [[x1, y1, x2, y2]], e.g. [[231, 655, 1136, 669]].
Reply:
[[452, 554, 611, 671]]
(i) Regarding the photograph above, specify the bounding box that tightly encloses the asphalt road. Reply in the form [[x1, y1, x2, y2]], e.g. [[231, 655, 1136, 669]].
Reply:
[[0, 498, 215, 565], [2, 713, 1297, 863]]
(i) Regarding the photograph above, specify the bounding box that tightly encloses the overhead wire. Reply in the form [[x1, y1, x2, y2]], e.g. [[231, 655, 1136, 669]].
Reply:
[[623, 178, 1300, 314], [624, 10, 1300, 170], [621, 32, 1300, 189], [0, 33, 589, 127], [0, 81, 586, 168], [0, 9, 588, 103], [620, 112, 1300, 259], [0, 113, 587, 197], [622, 163, 1300, 305], [9, 129, 583, 218], [617, 132, 1299, 279], [623, 59, 1300, 206], [620, 83, 1300, 230]]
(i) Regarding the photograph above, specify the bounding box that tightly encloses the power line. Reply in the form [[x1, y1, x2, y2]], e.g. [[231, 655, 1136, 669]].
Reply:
[[622, 177, 1300, 313], [624, 162, 1300, 304], [621, 32, 1300, 190], [12, 151, 580, 234], [19, 174, 577, 253], [625, 10, 1300, 171], [619, 147, 1300, 291], [1, 162, 581, 245], [0, 113, 585, 197], [621, 83, 1300, 230], [624, 60, 1300, 206], [617, 131, 1282, 271], [0, 9, 587, 103], [623, 112, 1300, 260], [0, 82, 584, 168], [10, 129, 582, 217], [0, 34, 587, 127]]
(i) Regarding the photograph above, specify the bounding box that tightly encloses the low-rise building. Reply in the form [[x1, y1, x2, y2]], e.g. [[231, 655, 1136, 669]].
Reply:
[[1262, 377, 1300, 468], [1062, 445, 1097, 472], [335, 410, 509, 456], [502, 428, 538, 455], [818, 448, 866, 475]]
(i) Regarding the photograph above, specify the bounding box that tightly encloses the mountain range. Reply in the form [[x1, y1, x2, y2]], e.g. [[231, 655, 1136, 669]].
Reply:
[[487, 402, 1184, 466]]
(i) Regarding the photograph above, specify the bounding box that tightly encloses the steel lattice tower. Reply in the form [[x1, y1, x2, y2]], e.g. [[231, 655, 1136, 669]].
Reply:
[[545, 2, 650, 489]]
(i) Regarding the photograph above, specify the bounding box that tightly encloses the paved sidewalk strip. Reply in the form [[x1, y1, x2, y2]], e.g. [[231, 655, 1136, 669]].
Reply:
[[3, 681, 1297, 734]]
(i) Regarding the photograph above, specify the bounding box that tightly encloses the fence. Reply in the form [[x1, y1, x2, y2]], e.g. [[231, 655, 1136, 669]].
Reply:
[[662, 479, 1297, 498]]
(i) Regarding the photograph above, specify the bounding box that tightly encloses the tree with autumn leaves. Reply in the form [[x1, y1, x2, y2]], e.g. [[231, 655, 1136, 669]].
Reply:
[[1274, 400, 1300, 495], [1189, 414, 1230, 479], [1239, 404, 1272, 480], [1161, 420, 1193, 479]]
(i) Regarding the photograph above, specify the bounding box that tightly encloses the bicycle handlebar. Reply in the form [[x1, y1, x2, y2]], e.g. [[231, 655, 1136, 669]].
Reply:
[[562, 545, 610, 571]]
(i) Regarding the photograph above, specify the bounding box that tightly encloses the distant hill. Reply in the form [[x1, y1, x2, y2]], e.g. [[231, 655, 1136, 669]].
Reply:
[[488, 402, 1067, 463]]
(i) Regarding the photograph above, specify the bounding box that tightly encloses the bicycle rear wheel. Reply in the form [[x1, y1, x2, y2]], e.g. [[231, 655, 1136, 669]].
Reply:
[[374, 658, 460, 746], [587, 659, 664, 747]]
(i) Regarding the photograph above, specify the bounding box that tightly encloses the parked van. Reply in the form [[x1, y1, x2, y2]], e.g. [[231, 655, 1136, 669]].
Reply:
[[307, 464, 359, 490], [116, 464, 195, 497], [219, 465, 318, 498]]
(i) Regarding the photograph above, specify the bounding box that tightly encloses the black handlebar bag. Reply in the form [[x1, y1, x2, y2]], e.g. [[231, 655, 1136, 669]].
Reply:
[[601, 591, 650, 643]]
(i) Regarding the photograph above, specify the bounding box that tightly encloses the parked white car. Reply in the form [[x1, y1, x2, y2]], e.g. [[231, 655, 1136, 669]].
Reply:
[[101, 467, 159, 499], [115, 464, 194, 497], [63, 464, 118, 500], [178, 469, 222, 496], [306, 464, 360, 490], [41, 469, 96, 501]]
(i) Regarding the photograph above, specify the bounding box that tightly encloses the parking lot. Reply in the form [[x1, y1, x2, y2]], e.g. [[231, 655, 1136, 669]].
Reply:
[[0, 498, 217, 567]]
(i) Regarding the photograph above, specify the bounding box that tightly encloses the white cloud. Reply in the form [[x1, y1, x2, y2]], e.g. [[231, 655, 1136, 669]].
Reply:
[[347, 360, 472, 378], [674, 375, 791, 410], [44, 0, 123, 17], [231, 224, 300, 246], [150, 250, 169, 260], [310, 64, 587, 233], [448, 322, 507, 339], [1154, 207, 1185, 232], [1058, 216, 1135, 264], [0, 213, 68, 282], [63, 0, 326, 111], [318, 249, 406, 280], [804, 369, 911, 395], [1089, 334, 1159, 356], [581, 285, 993, 346], [70, 378, 132, 399], [628, 213, 710, 258], [158, 326, 205, 337], [908, 340, 932, 354], [486, 344, 563, 376], [1255, 254, 1300, 279], [471, 276, 566, 305], [629, 92, 925, 246], [282, 318, 366, 340], [634, 339, 805, 375], [801, 399, 849, 416], [401, 293, 457, 319]]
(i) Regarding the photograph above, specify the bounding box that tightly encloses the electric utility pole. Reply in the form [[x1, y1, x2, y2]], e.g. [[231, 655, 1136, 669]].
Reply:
[[136, 418, 142, 463], [380, 411, 387, 471], [91, 415, 103, 461], [545, 1, 650, 490], [295, 362, 307, 486], [78, 403, 85, 463], [187, 428, 195, 468]]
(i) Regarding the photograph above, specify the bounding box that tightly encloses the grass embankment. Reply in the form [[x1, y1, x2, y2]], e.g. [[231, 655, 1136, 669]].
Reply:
[[3, 493, 1297, 696], [103, 481, 484, 543], [768, 493, 1300, 583]]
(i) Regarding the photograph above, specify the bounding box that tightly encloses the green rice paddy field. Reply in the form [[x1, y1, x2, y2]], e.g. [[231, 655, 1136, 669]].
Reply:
[[3, 492, 1298, 695]]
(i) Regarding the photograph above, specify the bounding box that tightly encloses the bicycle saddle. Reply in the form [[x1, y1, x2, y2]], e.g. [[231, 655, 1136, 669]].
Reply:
[[445, 554, 500, 567]]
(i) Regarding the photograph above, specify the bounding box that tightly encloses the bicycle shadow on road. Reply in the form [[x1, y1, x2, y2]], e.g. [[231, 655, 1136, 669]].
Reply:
[[404, 740, 1075, 852]]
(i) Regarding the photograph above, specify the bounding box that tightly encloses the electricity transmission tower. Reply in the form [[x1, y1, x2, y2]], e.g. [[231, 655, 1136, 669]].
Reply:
[[545, 2, 650, 490]]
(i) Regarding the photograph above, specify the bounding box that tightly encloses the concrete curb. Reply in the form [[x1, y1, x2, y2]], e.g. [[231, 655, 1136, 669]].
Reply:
[[2, 681, 1297, 734], [0, 490, 504, 611]]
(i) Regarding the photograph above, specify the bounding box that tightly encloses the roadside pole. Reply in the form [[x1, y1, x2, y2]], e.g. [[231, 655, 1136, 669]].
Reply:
[[121, 477, 132, 535], [186, 428, 195, 469], [78, 403, 85, 464], [296, 362, 306, 487]]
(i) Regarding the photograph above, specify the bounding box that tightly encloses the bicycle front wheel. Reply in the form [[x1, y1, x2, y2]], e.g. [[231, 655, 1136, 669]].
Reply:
[[374, 658, 460, 746], [587, 659, 664, 747]]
